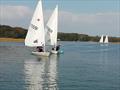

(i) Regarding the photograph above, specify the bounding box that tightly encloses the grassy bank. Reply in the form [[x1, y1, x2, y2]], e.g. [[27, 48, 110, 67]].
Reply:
[[0, 25, 120, 42], [0, 38, 119, 44], [0, 38, 24, 42]]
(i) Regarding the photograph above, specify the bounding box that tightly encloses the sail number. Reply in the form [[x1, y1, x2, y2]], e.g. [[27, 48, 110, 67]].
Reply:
[[48, 28, 53, 33], [31, 24, 38, 30]]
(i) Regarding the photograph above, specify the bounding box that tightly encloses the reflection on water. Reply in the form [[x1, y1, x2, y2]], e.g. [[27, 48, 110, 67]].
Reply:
[[99, 45, 108, 63], [0, 42, 120, 90], [99, 45, 109, 71], [24, 55, 59, 90]]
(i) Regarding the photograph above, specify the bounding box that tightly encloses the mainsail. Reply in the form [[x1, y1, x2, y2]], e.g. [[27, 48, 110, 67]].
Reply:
[[99, 35, 104, 43], [25, 0, 45, 47], [45, 5, 58, 46], [104, 35, 108, 43]]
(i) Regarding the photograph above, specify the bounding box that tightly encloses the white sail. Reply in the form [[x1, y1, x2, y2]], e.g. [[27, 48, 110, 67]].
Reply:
[[104, 35, 109, 43], [25, 0, 45, 47], [46, 5, 58, 46], [99, 35, 104, 43]]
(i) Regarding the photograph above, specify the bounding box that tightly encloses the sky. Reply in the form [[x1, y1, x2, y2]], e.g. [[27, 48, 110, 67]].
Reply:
[[0, 0, 120, 37]]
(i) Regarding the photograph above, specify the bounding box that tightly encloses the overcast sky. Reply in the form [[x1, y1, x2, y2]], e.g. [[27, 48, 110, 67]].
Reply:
[[0, 0, 120, 37]]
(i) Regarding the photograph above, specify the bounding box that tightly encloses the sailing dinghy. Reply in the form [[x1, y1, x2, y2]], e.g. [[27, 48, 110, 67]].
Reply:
[[45, 5, 59, 54], [104, 35, 109, 44], [99, 35, 104, 43], [25, 0, 50, 57]]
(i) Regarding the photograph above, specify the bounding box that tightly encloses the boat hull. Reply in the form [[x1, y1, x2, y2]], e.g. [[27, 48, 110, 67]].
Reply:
[[32, 52, 50, 57], [51, 50, 58, 54], [51, 50, 64, 54]]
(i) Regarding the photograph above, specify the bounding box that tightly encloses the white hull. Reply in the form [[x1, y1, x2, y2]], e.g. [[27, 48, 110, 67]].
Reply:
[[51, 50, 58, 54], [51, 50, 64, 54], [32, 51, 50, 57]]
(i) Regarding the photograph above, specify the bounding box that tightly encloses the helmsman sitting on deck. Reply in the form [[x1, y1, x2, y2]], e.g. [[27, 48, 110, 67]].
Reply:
[[36, 46, 44, 52], [52, 45, 60, 51]]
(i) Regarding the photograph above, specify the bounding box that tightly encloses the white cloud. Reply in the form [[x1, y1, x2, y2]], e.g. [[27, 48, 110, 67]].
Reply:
[[0, 5, 119, 36], [57, 11, 120, 36], [0, 5, 31, 20], [0, 5, 32, 28]]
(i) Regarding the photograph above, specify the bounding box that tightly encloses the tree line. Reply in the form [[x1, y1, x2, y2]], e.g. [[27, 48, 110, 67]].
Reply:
[[0, 25, 120, 42]]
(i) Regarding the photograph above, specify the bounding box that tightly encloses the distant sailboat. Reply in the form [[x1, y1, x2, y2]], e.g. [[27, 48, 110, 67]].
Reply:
[[45, 5, 59, 54], [25, 0, 50, 56], [104, 35, 109, 44], [99, 35, 104, 43]]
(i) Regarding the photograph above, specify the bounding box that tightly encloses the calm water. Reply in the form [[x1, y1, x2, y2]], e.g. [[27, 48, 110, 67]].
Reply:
[[0, 42, 120, 90]]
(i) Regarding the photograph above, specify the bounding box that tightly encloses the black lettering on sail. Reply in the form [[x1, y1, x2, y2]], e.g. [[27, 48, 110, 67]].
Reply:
[[31, 24, 38, 30], [33, 39, 38, 43], [48, 28, 53, 33], [37, 18, 40, 21]]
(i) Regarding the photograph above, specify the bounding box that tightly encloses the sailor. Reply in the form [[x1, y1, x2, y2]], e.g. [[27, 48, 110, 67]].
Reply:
[[56, 45, 60, 51], [36, 46, 43, 52], [52, 47, 55, 50], [51, 44, 55, 50]]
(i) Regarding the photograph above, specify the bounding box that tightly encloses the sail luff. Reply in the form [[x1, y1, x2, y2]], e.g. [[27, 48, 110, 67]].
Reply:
[[25, 0, 45, 47]]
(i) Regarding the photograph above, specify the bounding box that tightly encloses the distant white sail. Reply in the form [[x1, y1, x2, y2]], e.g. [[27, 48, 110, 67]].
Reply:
[[45, 5, 58, 46], [104, 35, 109, 43], [99, 35, 104, 43], [25, 0, 45, 47]]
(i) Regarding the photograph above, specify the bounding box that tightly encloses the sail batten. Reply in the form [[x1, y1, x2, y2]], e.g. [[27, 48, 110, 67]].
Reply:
[[25, 0, 45, 47]]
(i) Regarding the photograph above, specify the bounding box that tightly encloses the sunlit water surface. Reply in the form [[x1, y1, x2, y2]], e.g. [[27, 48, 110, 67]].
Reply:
[[0, 42, 120, 90]]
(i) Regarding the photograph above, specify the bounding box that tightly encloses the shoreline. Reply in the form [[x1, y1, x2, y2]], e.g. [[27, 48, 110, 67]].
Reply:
[[0, 38, 119, 44], [0, 38, 24, 42]]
